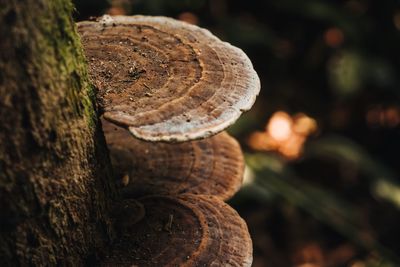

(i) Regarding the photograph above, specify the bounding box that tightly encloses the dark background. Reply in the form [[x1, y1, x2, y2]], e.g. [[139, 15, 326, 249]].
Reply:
[[73, 1, 400, 266]]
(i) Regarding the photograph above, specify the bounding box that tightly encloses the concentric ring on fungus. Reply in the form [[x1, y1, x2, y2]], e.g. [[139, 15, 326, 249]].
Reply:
[[102, 119, 244, 200], [103, 194, 252, 267], [78, 15, 260, 142]]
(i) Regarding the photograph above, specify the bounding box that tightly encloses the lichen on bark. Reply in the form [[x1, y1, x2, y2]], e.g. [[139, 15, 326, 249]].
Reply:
[[0, 0, 115, 265]]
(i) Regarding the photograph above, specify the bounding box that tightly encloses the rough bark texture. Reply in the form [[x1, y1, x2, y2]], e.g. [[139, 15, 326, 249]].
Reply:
[[0, 0, 115, 265]]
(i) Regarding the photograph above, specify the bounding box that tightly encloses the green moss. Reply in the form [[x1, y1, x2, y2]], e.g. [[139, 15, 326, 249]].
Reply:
[[35, 0, 98, 129]]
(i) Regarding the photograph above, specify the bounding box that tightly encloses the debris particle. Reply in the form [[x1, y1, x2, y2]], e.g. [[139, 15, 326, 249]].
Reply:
[[128, 64, 145, 79], [164, 214, 174, 232], [121, 173, 130, 186]]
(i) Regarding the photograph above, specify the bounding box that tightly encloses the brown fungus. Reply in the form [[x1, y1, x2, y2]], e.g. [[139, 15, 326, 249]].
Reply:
[[102, 119, 244, 201], [78, 15, 260, 142], [103, 194, 252, 267], [77, 14, 257, 266]]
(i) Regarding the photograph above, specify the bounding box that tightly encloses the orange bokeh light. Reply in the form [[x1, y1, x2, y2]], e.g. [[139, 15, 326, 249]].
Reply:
[[248, 111, 318, 159], [106, 7, 126, 16], [178, 12, 199, 25], [366, 105, 400, 128], [267, 111, 292, 141], [324, 27, 344, 48]]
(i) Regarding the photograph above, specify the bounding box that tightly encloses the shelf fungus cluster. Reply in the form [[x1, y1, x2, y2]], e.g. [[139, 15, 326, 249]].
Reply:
[[78, 15, 259, 267]]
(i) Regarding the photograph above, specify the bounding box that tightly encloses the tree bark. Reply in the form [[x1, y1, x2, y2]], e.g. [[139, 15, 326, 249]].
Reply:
[[0, 0, 115, 265]]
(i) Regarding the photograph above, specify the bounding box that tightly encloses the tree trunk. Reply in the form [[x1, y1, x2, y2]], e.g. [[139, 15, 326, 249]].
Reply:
[[0, 0, 115, 265]]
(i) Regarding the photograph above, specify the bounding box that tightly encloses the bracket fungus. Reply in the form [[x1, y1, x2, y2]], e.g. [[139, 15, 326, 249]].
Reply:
[[78, 15, 260, 142], [104, 195, 252, 267], [77, 14, 259, 267], [102, 119, 244, 201]]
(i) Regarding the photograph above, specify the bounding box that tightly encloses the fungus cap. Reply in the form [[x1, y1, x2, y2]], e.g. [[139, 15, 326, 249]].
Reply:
[[102, 118, 244, 201], [78, 15, 260, 142], [103, 194, 253, 267]]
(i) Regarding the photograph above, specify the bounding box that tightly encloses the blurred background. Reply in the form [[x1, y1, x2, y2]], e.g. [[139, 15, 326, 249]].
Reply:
[[73, 1, 400, 266]]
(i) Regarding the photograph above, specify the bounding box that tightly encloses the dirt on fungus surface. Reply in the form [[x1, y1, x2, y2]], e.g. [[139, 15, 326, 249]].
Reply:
[[103, 197, 203, 267], [79, 22, 203, 122], [82, 25, 202, 115]]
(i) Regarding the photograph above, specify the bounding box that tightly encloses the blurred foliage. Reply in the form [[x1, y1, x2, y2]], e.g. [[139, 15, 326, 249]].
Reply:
[[305, 136, 400, 209], [72, 0, 400, 266], [245, 153, 399, 266]]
